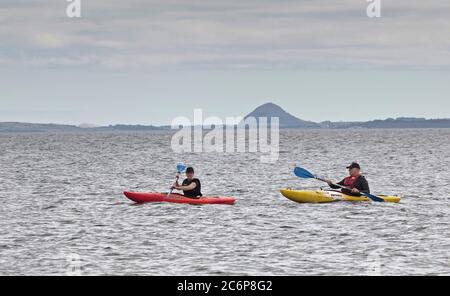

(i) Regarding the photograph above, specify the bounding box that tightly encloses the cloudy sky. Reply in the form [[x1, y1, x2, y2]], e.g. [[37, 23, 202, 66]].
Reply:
[[1, 0, 449, 125]]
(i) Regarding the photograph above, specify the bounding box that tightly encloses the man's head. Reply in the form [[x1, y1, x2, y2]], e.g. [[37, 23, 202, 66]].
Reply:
[[186, 167, 195, 180], [346, 162, 361, 176]]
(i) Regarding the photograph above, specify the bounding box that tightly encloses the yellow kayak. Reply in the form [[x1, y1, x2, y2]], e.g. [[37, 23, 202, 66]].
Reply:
[[280, 189, 401, 204]]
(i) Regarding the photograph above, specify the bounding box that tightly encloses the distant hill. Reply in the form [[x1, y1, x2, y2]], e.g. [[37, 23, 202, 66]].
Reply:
[[244, 102, 320, 128]]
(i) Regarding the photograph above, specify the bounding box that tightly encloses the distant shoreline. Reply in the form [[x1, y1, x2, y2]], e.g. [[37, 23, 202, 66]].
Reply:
[[2, 103, 450, 132], [2, 121, 450, 133]]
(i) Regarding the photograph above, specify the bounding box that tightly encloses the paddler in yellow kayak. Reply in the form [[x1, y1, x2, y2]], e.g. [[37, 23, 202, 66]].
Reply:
[[325, 162, 370, 196], [171, 167, 203, 199]]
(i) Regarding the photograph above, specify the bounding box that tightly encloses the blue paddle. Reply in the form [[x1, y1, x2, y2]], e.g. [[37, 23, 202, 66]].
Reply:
[[294, 166, 384, 202], [168, 163, 187, 196]]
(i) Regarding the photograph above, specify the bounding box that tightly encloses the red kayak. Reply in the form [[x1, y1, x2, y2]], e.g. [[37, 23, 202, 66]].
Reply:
[[123, 192, 236, 205]]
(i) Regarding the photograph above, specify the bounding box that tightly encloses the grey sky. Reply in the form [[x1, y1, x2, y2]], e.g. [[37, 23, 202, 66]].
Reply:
[[1, 0, 449, 125]]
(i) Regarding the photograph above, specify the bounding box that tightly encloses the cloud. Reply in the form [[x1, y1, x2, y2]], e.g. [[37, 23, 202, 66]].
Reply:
[[32, 33, 66, 48], [0, 0, 449, 69]]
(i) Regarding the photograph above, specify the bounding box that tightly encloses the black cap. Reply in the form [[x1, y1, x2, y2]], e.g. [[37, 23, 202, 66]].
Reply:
[[186, 167, 194, 174], [346, 162, 361, 170]]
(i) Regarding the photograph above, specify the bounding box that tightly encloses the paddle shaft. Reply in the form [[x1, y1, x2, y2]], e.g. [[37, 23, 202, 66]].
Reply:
[[168, 175, 180, 196]]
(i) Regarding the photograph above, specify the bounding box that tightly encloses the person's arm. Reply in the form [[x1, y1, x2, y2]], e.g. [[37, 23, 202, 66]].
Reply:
[[358, 177, 370, 194], [171, 173, 180, 189], [327, 179, 345, 189], [176, 182, 197, 191], [348, 178, 370, 196]]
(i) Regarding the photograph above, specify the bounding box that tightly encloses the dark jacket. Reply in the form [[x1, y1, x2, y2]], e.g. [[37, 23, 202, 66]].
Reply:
[[182, 178, 202, 198], [330, 175, 370, 196]]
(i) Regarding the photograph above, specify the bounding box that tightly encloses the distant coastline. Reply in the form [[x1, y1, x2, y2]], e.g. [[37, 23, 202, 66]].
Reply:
[[2, 103, 450, 132]]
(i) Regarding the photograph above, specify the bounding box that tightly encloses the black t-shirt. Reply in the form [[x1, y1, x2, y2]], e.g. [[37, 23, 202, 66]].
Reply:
[[182, 178, 202, 198]]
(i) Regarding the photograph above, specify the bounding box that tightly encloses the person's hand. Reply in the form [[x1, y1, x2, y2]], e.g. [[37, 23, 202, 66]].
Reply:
[[351, 188, 360, 194], [175, 173, 180, 179]]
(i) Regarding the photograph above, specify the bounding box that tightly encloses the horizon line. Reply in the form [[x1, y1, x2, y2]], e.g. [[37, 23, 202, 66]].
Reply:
[[1, 116, 450, 127]]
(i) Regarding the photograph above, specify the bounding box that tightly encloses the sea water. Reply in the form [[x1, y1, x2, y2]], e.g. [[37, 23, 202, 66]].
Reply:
[[0, 129, 449, 275]]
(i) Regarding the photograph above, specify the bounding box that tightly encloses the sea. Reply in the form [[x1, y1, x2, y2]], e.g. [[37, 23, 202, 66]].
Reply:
[[0, 129, 449, 275]]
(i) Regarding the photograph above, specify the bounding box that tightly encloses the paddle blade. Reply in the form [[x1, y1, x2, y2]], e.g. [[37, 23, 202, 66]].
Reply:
[[362, 192, 385, 203], [176, 163, 187, 173], [294, 167, 316, 179]]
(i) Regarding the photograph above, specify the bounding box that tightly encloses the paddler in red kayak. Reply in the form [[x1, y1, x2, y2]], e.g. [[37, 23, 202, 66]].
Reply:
[[171, 167, 203, 199], [325, 162, 370, 196]]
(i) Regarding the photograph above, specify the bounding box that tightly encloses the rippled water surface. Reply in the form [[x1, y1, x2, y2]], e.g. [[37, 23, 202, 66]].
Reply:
[[1, 129, 449, 275]]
